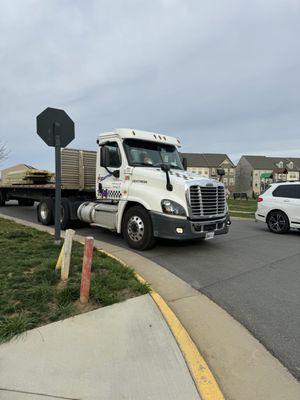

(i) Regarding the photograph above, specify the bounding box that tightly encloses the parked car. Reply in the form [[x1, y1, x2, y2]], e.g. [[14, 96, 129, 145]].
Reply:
[[255, 182, 300, 233]]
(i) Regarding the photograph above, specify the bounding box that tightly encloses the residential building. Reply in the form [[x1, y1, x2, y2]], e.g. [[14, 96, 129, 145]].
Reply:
[[181, 153, 236, 190], [235, 156, 300, 197]]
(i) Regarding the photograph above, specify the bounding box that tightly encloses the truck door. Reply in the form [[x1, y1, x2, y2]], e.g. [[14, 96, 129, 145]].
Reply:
[[97, 141, 124, 201]]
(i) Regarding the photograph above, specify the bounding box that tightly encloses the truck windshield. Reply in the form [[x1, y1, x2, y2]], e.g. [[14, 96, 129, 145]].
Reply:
[[123, 139, 184, 170]]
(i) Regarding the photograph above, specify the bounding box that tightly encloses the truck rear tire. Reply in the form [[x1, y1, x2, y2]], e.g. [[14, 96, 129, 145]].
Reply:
[[122, 206, 156, 250], [37, 199, 54, 226], [60, 198, 70, 230]]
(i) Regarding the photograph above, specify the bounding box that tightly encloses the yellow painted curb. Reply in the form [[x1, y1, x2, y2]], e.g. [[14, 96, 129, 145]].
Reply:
[[95, 247, 225, 400]]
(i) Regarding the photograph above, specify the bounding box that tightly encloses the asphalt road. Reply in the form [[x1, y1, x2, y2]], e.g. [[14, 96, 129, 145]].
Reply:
[[1, 202, 300, 380]]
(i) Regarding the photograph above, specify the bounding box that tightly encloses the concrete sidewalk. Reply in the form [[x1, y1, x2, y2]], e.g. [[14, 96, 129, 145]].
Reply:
[[0, 295, 200, 400]]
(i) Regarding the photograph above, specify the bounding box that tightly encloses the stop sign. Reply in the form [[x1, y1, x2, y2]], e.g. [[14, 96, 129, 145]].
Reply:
[[36, 107, 75, 148]]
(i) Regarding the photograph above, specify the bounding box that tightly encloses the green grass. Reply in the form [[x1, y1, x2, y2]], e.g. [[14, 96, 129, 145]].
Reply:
[[0, 218, 149, 343], [227, 199, 257, 219]]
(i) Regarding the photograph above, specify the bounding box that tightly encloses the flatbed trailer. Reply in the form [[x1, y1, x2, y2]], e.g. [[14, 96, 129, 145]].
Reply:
[[0, 149, 97, 229]]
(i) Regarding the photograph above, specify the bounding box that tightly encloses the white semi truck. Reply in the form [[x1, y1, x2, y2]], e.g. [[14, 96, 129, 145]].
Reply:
[[0, 128, 230, 250], [77, 128, 230, 250]]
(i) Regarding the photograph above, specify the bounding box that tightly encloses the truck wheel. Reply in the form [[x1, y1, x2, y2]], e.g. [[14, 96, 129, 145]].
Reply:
[[0, 191, 6, 207], [18, 199, 34, 206], [60, 198, 70, 230], [37, 199, 54, 226], [122, 206, 156, 250], [267, 210, 290, 234]]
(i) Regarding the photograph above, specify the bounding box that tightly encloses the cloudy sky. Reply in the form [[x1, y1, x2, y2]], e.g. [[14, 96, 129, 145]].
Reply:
[[0, 0, 300, 170]]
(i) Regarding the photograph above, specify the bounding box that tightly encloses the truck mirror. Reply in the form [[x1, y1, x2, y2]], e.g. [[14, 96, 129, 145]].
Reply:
[[100, 146, 110, 167], [182, 157, 187, 171], [161, 163, 171, 172]]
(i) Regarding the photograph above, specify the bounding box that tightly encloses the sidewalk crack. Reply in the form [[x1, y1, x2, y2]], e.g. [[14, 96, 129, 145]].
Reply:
[[0, 388, 80, 400]]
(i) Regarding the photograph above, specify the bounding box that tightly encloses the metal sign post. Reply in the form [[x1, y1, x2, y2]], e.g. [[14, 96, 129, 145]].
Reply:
[[37, 108, 75, 245], [54, 123, 61, 244]]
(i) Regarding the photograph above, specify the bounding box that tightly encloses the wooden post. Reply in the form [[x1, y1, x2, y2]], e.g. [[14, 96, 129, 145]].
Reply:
[[61, 229, 75, 281], [80, 236, 94, 304]]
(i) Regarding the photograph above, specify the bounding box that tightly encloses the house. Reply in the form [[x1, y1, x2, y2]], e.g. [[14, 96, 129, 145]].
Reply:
[[181, 153, 236, 190], [235, 156, 300, 197]]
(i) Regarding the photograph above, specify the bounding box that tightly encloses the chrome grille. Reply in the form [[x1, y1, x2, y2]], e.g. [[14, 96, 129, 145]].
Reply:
[[189, 185, 226, 217]]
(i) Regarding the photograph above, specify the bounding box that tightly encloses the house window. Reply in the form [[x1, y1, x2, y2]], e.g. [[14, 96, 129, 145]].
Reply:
[[211, 168, 216, 175], [278, 161, 283, 168], [289, 162, 294, 169]]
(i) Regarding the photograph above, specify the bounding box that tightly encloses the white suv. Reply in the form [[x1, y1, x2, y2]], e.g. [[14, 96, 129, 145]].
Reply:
[[255, 182, 300, 233]]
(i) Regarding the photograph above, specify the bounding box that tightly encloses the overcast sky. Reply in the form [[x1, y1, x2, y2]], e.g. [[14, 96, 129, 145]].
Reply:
[[0, 0, 300, 170]]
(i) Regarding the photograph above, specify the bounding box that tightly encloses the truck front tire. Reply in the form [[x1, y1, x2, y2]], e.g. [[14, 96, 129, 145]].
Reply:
[[122, 206, 156, 251]]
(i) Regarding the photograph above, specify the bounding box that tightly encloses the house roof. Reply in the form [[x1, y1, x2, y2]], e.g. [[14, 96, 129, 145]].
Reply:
[[181, 153, 235, 168], [243, 155, 300, 171]]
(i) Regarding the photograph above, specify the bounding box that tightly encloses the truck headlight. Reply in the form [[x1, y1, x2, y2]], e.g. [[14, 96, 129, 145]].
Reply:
[[161, 199, 186, 216]]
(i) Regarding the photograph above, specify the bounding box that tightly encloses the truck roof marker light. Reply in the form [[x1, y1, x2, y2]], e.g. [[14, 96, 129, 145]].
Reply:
[[257, 197, 263, 202], [154, 134, 157, 139], [132, 130, 136, 136], [158, 135, 162, 140], [163, 136, 166, 141]]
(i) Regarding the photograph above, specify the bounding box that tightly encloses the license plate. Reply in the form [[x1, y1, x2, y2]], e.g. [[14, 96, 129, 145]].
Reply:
[[205, 232, 215, 240]]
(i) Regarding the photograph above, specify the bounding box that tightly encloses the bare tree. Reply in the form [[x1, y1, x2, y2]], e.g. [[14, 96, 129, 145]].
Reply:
[[0, 141, 9, 164]]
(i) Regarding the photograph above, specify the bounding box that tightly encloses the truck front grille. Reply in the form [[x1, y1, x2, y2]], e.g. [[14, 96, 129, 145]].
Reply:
[[189, 186, 226, 217]]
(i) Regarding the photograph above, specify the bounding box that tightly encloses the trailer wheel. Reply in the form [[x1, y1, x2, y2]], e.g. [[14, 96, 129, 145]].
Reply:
[[37, 199, 54, 226], [122, 205, 156, 250], [0, 191, 6, 207], [60, 198, 70, 230], [18, 199, 35, 207]]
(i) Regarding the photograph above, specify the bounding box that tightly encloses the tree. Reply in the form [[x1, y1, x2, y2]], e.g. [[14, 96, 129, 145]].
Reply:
[[0, 142, 9, 164]]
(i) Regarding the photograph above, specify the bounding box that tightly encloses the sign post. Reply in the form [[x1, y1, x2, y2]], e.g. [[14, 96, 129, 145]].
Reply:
[[54, 123, 62, 244], [36, 108, 75, 245]]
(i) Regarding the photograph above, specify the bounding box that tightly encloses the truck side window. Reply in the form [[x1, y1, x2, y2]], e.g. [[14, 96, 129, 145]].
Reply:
[[104, 142, 122, 168]]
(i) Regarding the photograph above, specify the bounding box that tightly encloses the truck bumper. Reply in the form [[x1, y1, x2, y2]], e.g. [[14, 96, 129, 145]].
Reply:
[[150, 212, 230, 241]]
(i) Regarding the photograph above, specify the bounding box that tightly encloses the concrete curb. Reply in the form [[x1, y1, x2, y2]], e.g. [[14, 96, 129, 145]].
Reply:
[[1, 213, 300, 400]]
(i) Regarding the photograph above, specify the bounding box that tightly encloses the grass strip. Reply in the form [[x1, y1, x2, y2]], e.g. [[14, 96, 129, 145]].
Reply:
[[0, 217, 149, 343], [228, 199, 257, 219]]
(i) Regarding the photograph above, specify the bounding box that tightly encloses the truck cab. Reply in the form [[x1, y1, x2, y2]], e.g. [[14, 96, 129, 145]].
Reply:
[[78, 128, 230, 250]]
